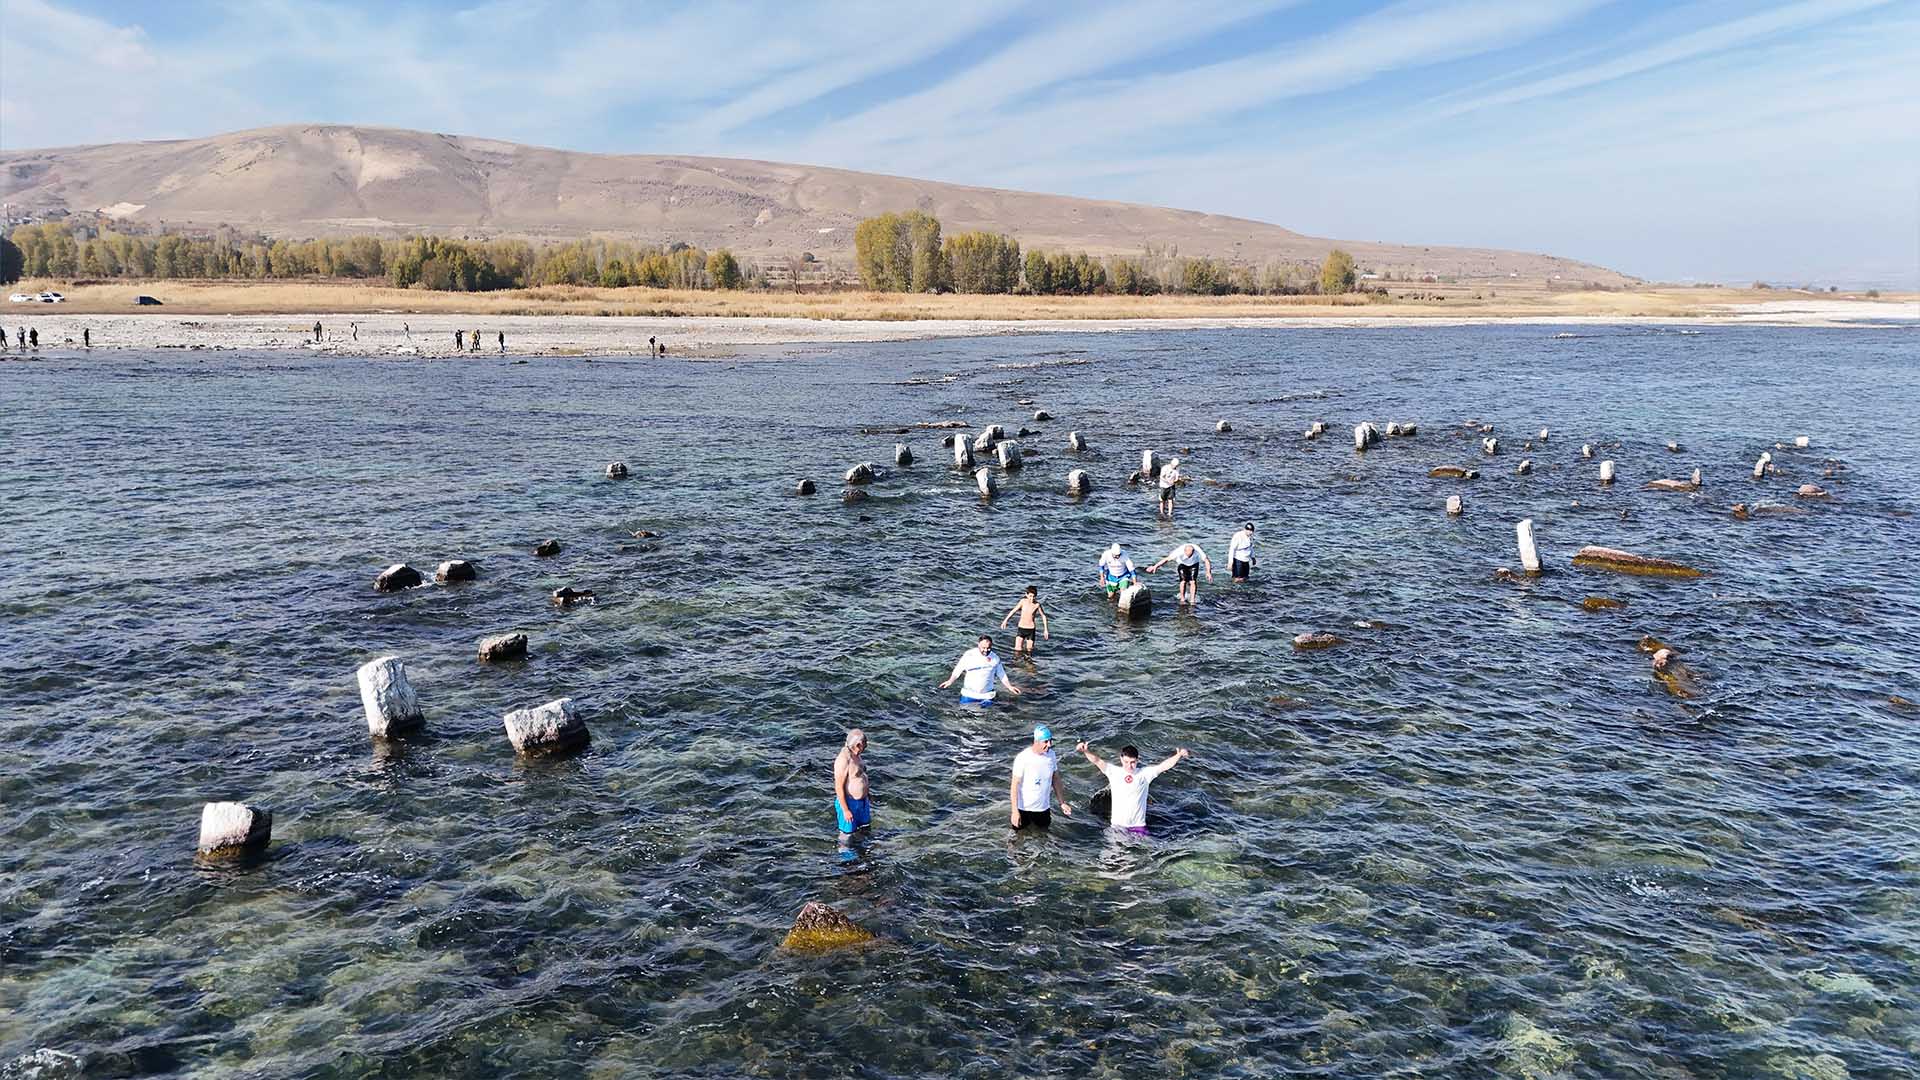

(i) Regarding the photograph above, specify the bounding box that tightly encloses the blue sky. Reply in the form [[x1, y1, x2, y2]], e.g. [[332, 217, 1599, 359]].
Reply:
[[2, 0, 1916, 285]]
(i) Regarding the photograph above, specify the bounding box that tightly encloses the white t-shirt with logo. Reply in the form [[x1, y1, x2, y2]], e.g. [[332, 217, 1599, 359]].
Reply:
[[1101, 761, 1172, 827], [953, 647, 1004, 700], [1227, 529, 1254, 564], [1013, 747, 1059, 811]]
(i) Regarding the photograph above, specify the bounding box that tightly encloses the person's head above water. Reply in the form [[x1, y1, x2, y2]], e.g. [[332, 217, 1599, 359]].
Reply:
[[978, 634, 993, 652], [1245, 522, 1255, 534], [1120, 744, 1140, 769], [1032, 725, 1054, 749], [844, 728, 866, 753]]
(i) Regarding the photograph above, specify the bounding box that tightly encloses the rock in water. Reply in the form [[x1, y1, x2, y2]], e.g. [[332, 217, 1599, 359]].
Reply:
[[1795, 435, 1811, 448], [842, 487, 870, 505], [605, 461, 628, 479], [996, 442, 1023, 470], [782, 901, 874, 952], [503, 697, 589, 755], [1753, 451, 1772, 479], [1353, 422, 1380, 450], [1637, 635, 1674, 654], [893, 444, 913, 466], [1599, 460, 1616, 483], [552, 586, 595, 606], [952, 436, 975, 468], [1644, 478, 1697, 492], [1032, 409, 1051, 421], [1569, 545, 1704, 578], [1516, 459, 1533, 475], [1293, 632, 1345, 650], [1516, 518, 1542, 574], [1429, 466, 1479, 479], [374, 563, 423, 592], [844, 462, 876, 485], [1117, 583, 1151, 620], [1215, 420, 1232, 433], [1539, 428, 1550, 442], [1796, 483, 1829, 498], [197, 801, 272, 858], [435, 559, 477, 583], [1066, 469, 1091, 496], [1067, 431, 1087, 452], [533, 539, 562, 557], [1666, 441, 1682, 452], [357, 655, 424, 738], [1482, 437, 1499, 455], [478, 633, 529, 663], [1446, 495, 1463, 516], [1581, 443, 1594, 459], [975, 467, 996, 498], [795, 478, 816, 495], [1140, 449, 1160, 479], [1581, 596, 1625, 611]]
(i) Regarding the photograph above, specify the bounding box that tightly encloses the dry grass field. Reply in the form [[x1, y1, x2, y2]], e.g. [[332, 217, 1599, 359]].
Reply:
[[13, 278, 1888, 322]]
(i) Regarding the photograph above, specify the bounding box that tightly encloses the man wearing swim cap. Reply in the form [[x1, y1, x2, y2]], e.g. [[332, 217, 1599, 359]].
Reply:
[[1097, 543, 1137, 598], [1010, 726, 1070, 830]]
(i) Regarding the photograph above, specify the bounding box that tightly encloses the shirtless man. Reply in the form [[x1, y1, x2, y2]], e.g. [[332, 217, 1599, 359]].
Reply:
[[999, 585, 1050, 656], [1147, 542, 1213, 607], [833, 728, 872, 842]]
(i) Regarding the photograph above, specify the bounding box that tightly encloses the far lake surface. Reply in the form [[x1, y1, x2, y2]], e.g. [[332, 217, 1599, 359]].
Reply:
[[1, 325, 1916, 1078]]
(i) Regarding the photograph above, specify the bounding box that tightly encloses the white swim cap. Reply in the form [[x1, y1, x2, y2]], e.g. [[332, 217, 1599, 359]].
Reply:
[[1106, 543, 1122, 558]]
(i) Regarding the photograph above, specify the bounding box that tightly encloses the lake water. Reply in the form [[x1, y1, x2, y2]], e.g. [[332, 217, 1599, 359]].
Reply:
[[1, 325, 1916, 1079]]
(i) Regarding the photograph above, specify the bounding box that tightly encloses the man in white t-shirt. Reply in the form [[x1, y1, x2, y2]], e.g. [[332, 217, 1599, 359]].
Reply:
[[1076, 740, 1189, 834], [1097, 542, 1138, 598], [939, 634, 1022, 706], [1010, 725, 1071, 830], [1157, 456, 1182, 520], [1226, 522, 1257, 582], [1146, 542, 1213, 607]]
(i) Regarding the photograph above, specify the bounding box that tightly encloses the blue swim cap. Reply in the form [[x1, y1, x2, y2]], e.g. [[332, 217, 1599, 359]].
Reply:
[[1033, 725, 1053, 742]]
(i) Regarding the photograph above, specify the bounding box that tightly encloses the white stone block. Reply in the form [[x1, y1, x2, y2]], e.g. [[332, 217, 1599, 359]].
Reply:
[[357, 655, 423, 738], [503, 697, 589, 755]]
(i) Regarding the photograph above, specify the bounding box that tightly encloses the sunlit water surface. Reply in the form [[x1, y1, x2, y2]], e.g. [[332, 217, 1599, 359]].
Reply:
[[1, 326, 1916, 1079]]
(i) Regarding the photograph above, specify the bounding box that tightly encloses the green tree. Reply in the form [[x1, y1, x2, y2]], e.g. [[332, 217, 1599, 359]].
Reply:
[[706, 249, 742, 289], [0, 235, 20, 284], [1320, 248, 1356, 295]]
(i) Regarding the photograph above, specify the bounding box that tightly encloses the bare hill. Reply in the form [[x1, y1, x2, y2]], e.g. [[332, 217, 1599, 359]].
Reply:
[[1, 124, 1632, 285]]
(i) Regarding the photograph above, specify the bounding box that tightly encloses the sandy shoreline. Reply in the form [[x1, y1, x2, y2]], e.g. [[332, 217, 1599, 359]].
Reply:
[[4, 299, 1912, 358]]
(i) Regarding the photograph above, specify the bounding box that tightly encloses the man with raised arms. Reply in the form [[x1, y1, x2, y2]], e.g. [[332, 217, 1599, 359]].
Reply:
[[1077, 741, 1189, 835], [939, 634, 1022, 705]]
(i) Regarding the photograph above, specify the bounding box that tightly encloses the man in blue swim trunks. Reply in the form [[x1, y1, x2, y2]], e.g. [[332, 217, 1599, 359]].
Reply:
[[939, 634, 1022, 705], [1097, 542, 1137, 598], [834, 728, 872, 843]]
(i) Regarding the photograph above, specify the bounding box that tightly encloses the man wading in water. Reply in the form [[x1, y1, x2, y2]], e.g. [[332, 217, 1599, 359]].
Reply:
[[999, 585, 1050, 656], [1147, 542, 1213, 608], [1011, 726, 1070, 830], [833, 728, 872, 847], [940, 634, 1022, 706], [1077, 741, 1189, 835], [1157, 456, 1182, 520]]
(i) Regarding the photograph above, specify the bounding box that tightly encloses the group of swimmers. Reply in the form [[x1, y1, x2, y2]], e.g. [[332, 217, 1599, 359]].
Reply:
[[833, 527, 1262, 848]]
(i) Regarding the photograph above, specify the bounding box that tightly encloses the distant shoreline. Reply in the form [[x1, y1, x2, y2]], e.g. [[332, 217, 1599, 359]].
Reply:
[[5, 283, 1912, 358]]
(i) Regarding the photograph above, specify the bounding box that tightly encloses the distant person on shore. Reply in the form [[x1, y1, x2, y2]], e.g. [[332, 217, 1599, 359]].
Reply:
[[1226, 523, 1256, 582], [498, 330, 506, 353], [1077, 741, 1189, 834], [1, 327, 8, 349], [1147, 542, 1213, 607], [1157, 456, 1182, 520], [28, 328, 37, 349], [999, 586, 1050, 656], [657, 341, 667, 356], [1097, 542, 1138, 598], [350, 322, 359, 342], [403, 322, 412, 340], [833, 727, 872, 844], [83, 328, 90, 348], [470, 330, 480, 352], [1011, 726, 1070, 830], [454, 329, 464, 351], [312, 320, 322, 342], [939, 634, 1021, 705]]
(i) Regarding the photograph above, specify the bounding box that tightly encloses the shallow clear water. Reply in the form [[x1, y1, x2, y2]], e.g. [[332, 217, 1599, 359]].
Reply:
[[1, 326, 1917, 1079]]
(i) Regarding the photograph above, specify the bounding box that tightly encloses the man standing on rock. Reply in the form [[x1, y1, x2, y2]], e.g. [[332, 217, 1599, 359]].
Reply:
[[1077, 741, 1188, 835], [940, 634, 1021, 706], [1097, 543, 1138, 598], [1011, 726, 1070, 831], [1226, 523, 1257, 582], [833, 728, 872, 846], [1147, 542, 1214, 607]]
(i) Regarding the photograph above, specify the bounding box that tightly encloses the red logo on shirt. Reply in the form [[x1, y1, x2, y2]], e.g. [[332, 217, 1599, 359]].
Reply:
[[1124, 775, 1134, 783]]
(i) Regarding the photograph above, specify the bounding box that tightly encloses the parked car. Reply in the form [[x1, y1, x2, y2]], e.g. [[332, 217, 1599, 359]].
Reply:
[[133, 295, 163, 306], [38, 291, 65, 303], [7, 293, 33, 303]]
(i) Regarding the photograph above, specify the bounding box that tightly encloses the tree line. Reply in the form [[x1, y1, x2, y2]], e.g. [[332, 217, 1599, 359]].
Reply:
[[2, 221, 749, 291], [852, 211, 1362, 296]]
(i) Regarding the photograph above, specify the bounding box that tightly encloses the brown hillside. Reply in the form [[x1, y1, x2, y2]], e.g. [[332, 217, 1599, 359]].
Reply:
[[0, 124, 1633, 285]]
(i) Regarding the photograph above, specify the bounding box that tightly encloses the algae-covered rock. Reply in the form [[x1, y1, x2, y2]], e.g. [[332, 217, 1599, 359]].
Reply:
[[1429, 466, 1479, 479], [1571, 545, 1704, 578], [1803, 969, 1880, 1000], [1581, 596, 1625, 611], [1293, 632, 1344, 651], [782, 901, 874, 953], [1636, 635, 1673, 655], [1499, 1013, 1574, 1079]]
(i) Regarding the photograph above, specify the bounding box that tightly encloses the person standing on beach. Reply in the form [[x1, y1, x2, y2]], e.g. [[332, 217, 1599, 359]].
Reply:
[[1, 327, 9, 349], [939, 634, 1022, 705], [313, 321, 322, 342], [1157, 456, 1183, 520], [470, 329, 480, 352], [1077, 741, 1188, 834], [1011, 726, 1070, 830], [999, 586, 1050, 656], [834, 728, 872, 843], [1097, 543, 1138, 598], [1226, 523, 1256, 582], [498, 330, 506, 353], [28, 327, 37, 349], [82, 328, 90, 348], [454, 329, 464, 351], [1147, 543, 1213, 607], [350, 322, 359, 342]]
